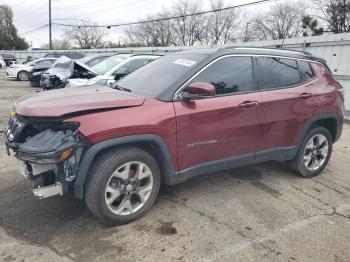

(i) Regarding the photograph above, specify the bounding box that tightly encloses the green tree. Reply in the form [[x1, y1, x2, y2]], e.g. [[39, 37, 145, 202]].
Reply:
[[41, 39, 72, 50], [302, 15, 324, 36], [0, 4, 28, 50], [313, 0, 350, 33]]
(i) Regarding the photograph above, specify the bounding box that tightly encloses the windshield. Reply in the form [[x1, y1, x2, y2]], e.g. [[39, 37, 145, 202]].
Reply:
[[78, 56, 93, 64], [92, 54, 131, 75], [116, 54, 207, 98], [27, 59, 41, 66]]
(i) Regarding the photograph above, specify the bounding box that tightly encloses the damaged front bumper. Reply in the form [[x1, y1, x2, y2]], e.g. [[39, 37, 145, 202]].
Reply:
[[5, 114, 86, 199]]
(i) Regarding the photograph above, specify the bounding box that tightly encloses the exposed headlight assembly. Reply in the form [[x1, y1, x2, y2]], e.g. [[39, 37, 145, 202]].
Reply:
[[16, 122, 81, 164]]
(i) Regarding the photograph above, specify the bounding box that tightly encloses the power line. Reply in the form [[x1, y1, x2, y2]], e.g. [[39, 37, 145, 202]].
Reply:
[[52, 18, 84, 21], [52, 0, 116, 10], [53, 0, 276, 28], [20, 24, 49, 35], [14, 1, 48, 24], [18, 0, 276, 38], [53, 0, 149, 18], [12, 0, 45, 16]]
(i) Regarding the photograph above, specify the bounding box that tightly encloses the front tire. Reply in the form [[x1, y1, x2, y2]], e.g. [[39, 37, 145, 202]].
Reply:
[[289, 126, 333, 177], [85, 147, 161, 225], [18, 71, 29, 81]]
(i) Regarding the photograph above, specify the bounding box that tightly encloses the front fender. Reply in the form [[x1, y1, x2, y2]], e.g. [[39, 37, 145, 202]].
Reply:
[[74, 134, 177, 199]]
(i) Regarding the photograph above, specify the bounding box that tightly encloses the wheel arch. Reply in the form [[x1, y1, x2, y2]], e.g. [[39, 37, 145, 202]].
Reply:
[[298, 113, 342, 149], [17, 70, 28, 80], [74, 134, 177, 199]]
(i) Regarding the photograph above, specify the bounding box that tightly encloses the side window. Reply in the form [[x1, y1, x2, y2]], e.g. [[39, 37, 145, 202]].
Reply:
[[190, 56, 254, 95], [299, 61, 315, 81], [114, 58, 150, 75], [36, 60, 52, 67], [258, 57, 300, 90], [86, 57, 107, 67]]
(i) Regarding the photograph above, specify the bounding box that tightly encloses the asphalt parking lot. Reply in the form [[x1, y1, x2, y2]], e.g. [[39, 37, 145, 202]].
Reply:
[[0, 70, 350, 262]]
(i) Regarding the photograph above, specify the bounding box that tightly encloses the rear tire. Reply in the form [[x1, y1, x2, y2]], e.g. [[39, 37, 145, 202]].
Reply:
[[85, 147, 161, 225], [289, 126, 332, 177], [18, 71, 29, 81]]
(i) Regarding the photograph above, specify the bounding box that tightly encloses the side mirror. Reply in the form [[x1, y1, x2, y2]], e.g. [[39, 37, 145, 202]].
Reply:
[[114, 73, 127, 80], [181, 82, 216, 100]]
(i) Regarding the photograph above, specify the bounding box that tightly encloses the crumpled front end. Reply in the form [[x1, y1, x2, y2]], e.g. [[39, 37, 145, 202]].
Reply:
[[4, 113, 89, 199], [40, 57, 97, 90]]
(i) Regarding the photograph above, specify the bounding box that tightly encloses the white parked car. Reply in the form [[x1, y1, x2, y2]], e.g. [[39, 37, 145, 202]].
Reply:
[[0, 57, 6, 68], [5, 58, 56, 81], [65, 54, 161, 88]]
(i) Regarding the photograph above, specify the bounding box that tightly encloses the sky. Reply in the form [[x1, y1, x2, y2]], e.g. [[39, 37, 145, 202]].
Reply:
[[1, 0, 275, 48]]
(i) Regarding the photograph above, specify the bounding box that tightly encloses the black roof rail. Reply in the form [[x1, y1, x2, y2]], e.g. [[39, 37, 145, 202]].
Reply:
[[220, 46, 312, 55]]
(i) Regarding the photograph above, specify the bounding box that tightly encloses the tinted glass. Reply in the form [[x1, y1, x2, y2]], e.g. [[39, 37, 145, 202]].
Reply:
[[117, 54, 208, 97], [258, 57, 300, 89], [114, 58, 152, 75], [85, 56, 108, 67], [190, 56, 253, 95], [92, 54, 131, 75], [299, 61, 314, 81], [44, 53, 54, 58]]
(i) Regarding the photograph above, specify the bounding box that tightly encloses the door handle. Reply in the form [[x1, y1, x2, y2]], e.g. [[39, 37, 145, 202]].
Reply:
[[299, 93, 313, 99], [238, 101, 258, 108]]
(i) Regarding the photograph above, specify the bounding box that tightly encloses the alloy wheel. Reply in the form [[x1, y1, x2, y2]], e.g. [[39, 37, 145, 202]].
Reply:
[[303, 134, 329, 171], [104, 161, 153, 216], [18, 71, 28, 81]]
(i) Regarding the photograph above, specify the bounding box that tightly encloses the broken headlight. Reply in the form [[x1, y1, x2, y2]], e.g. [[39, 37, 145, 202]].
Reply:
[[15, 122, 81, 164]]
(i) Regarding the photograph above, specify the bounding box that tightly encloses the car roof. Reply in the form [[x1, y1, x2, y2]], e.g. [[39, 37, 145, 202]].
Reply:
[[84, 53, 113, 58]]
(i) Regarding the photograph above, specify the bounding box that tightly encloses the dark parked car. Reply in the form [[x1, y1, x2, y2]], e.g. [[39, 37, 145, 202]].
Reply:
[[5, 47, 344, 225], [40, 56, 97, 90], [43, 52, 85, 59], [29, 59, 58, 87], [0, 53, 17, 66]]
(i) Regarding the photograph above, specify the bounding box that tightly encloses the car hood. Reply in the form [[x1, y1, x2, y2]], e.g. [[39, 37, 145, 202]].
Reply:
[[14, 86, 145, 117]]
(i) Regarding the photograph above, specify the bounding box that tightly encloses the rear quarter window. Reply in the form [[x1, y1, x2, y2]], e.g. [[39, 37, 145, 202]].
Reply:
[[299, 60, 315, 81], [258, 57, 300, 90]]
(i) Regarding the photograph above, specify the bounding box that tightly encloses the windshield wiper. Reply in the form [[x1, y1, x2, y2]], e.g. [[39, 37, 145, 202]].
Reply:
[[111, 84, 131, 92]]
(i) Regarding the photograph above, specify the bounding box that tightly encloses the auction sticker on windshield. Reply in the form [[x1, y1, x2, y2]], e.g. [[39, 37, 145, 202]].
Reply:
[[174, 59, 197, 67]]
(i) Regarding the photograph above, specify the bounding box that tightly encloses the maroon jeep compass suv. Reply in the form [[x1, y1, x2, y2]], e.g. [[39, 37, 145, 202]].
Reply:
[[5, 47, 344, 225]]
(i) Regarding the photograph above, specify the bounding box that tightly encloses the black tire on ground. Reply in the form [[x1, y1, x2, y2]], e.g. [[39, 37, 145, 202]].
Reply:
[[17, 71, 29, 81], [84, 147, 161, 225], [289, 126, 333, 178]]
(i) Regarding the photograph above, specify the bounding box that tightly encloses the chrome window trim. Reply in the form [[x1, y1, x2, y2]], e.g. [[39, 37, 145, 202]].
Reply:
[[172, 54, 324, 101]]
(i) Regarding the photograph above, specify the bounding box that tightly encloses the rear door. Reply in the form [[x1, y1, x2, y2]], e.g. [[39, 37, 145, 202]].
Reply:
[[255, 57, 317, 157], [174, 56, 261, 171]]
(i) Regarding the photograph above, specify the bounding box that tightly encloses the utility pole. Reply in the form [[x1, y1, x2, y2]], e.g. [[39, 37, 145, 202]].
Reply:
[[244, 22, 250, 42], [49, 0, 52, 50]]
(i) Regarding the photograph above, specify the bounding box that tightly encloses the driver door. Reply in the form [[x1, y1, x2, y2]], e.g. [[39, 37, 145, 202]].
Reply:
[[174, 56, 261, 171]]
